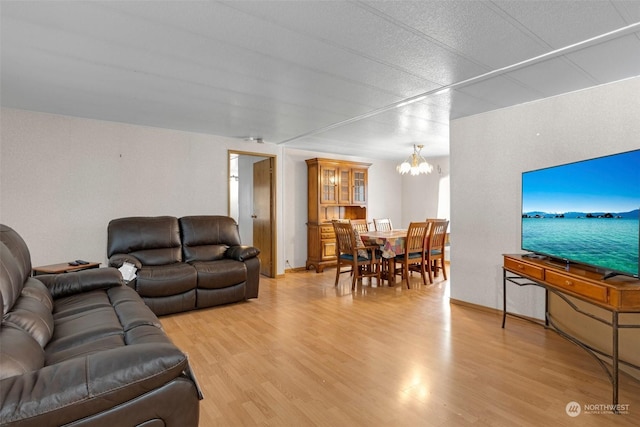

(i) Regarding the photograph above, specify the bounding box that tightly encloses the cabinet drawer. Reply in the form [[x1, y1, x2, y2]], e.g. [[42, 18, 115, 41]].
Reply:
[[545, 270, 608, 303], [320, 225, 335, 239], [504, 258, 544, 280]]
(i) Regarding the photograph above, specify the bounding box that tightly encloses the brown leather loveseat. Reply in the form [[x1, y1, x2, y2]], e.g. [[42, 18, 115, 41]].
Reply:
[[107, 215, 260, 316], [0, 224, 201, 426]]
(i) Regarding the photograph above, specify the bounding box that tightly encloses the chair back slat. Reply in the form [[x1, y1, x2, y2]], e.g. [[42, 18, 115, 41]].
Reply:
[[405, 222, 429, 254], [350, 219, 369, 233], [394, 221, 430, 288], [373, 218, 393, 232], [429, 220, 449, 252], [333, 221, 356, 254]]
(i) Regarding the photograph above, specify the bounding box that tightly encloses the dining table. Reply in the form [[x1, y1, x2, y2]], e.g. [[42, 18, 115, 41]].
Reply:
[[359, 229, 407, 285]]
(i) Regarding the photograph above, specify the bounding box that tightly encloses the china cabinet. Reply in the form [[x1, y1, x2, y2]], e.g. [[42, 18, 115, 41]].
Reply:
[[306, 158, 370, 272]]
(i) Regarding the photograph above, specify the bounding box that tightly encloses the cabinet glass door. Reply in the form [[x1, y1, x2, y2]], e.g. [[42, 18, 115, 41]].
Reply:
[[321, 167, 337, 203], [352, 169, 366, 203], [338, 169, 351, 204]]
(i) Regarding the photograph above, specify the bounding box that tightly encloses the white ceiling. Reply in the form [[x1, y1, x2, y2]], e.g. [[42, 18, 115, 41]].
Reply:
[[2, 1, 640, 160]]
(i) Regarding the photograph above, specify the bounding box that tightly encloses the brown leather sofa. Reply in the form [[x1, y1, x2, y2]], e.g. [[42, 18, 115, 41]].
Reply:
[[107, 215, 260, 316], [0, 224, 202, 427]]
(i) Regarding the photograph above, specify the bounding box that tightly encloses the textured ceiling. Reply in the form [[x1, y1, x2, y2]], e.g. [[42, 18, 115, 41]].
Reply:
[[2, 1, 640, 160]]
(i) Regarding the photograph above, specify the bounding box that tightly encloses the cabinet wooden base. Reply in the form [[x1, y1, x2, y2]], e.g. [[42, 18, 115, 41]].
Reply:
[[306, 259, 336, 273]]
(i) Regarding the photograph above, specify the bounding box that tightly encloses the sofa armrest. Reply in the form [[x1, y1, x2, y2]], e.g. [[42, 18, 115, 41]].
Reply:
[[37, 268, 124, 299], [0, 343, 193, 426], [226, 245, 260, 262], [109, 253, 143, 269]]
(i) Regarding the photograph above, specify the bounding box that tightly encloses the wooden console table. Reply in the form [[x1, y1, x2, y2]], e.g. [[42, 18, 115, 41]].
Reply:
[[502, 254, 640, 408]]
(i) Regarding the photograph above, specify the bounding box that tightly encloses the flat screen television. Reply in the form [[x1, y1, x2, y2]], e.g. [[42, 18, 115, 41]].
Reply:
[[521, 149, 640, 279]]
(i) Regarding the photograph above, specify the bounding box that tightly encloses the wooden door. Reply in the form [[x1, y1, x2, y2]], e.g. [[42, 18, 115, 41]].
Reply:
[[253, 158, 274, 277]]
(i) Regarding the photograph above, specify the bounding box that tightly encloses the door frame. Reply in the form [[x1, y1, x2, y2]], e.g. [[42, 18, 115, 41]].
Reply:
[[228, 150, 277, 278]]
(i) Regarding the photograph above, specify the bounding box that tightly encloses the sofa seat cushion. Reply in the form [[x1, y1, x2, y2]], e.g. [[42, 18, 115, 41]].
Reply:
[[46, 334, 125, 365], [135, 263, 197, 297], [52, 290, 113, 318], [46, 286, 169, 365], [191, 259, 247, 289], [47, 303, 124, 357]]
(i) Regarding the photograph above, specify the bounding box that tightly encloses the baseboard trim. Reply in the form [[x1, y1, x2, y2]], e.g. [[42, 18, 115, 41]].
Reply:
[[284, 267, 307, 274], [449, 298, 501, 316], [450, 298, 546, 325]]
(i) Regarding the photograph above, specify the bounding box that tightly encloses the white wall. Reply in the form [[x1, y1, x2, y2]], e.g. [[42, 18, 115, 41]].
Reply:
[[450, 76, 640, 318], [399, 156, 450, 228], [0, 108, 283, 270]]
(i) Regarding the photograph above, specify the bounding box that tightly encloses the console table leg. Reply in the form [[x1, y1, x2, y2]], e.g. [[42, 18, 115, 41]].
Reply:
[[502, 269, 507, 328], [613, 311, 619, 409], [544, 288, 549, 328]]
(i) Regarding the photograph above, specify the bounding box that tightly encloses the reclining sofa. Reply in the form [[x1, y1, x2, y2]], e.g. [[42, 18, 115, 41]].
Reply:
[[0, 224, 201, 426], [107, 215, 260, 316]]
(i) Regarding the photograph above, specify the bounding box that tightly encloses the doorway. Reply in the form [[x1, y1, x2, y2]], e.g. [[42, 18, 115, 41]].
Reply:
[[228, 150, 276, 278]]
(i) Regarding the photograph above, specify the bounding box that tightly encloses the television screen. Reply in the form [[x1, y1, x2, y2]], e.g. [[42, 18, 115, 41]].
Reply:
[[522, 149, 640, 278]]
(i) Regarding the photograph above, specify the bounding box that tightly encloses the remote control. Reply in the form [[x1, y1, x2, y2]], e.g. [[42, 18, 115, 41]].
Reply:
[[75, 260, 90, 265]]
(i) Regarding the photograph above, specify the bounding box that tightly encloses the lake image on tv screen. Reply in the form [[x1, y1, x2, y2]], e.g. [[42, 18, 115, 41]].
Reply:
[[522, 218, 639, 276], [522, 149, 640, 277]]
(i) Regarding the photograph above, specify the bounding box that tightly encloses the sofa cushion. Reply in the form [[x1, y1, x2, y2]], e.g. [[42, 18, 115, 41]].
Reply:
[[47, 304, 124, 356], [107, 216, 182, 265], [3, 293, 54, 348], [46, 286, 167, 365], [0, 224, 32, 282], [1, 242, 25, 316], [1, 271, 54, 349], [135, 263, 197, 297], [0, 326, 45, 380], [191, 259, 247, 289], [142, 291, 197, 317], [180, 216, 242, 262], [21, 278, 54, 311]]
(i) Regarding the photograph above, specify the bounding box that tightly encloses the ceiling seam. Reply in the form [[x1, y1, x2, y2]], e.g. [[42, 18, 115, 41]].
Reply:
[[278, 21, 640, 146]]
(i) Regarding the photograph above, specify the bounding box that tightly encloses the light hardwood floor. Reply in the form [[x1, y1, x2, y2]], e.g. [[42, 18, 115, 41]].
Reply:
[[160, 268, 640, 426]]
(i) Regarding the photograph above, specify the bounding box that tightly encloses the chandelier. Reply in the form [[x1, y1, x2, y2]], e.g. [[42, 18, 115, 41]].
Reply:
[[397, 144, 433, 175]]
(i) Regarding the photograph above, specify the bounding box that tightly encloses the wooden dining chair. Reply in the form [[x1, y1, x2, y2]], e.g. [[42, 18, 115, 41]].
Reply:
[[393, 221, 430, 289], [373, 218, 393, 232], [425, 219, 449, 283], [332, 221, 381, 289]]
